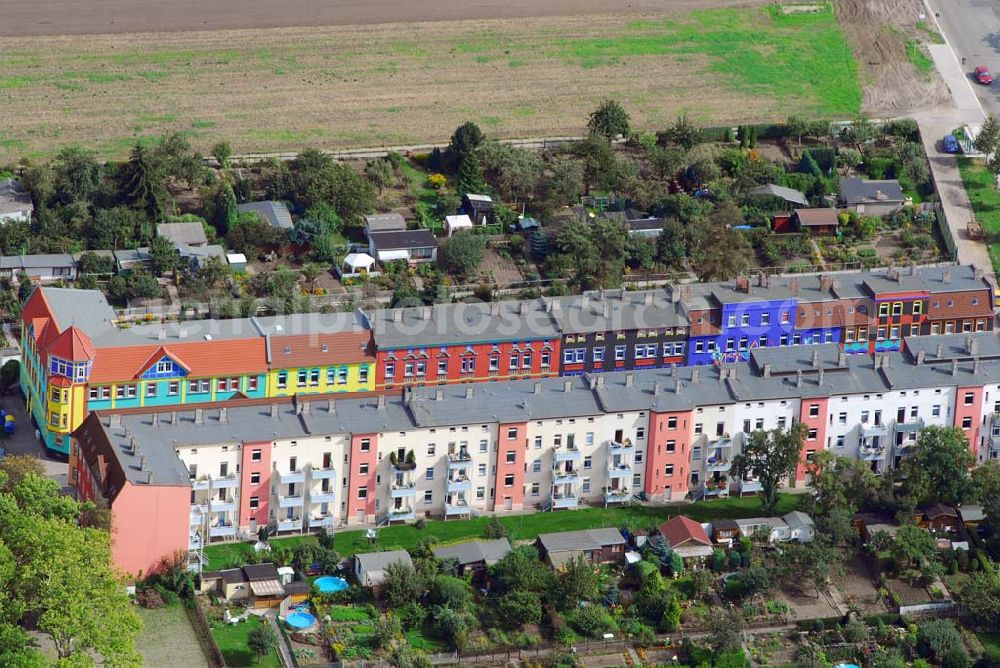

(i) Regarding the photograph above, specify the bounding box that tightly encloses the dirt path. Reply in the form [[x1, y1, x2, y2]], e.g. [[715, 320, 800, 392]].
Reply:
[[0, 0, 766, 37]]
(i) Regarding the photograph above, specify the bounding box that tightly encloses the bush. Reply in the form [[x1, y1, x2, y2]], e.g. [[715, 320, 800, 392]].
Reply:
[[566, 606, 616, 639], [484, 516, 509, 539], [136, 588, 165, 609]]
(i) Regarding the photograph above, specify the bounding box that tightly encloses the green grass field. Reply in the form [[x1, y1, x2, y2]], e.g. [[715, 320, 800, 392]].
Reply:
[[957, 157, 1000, 274], [0, 4, 860, 161], [203, 493, 805, 570], [211, 616, 281, 668]]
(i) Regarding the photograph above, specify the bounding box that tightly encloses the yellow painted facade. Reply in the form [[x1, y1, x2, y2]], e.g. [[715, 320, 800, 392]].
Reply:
[[266, 362, 375, 397], [46, 383, 87, 435]]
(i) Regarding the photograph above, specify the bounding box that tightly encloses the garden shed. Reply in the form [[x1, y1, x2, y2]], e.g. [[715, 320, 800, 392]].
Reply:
[[445, 214, 474, 237]]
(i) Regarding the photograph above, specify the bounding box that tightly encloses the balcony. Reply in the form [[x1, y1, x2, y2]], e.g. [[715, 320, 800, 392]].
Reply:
[[552, 468, 579, 484], [310, 489, 336, 504], [387, 506, 415, 522], [705, 454, 731, 472], [701, 481, 729, 497], [308, 515, 333, 529], [311, 466, 337, 480], [278, 493, 304, 508], [990, 431, 1000, 452], [607, 463, 632, 479], [861, 424, 889, 438], [188, 533, 202, 551], [213, 474, 239, 489], [552, 493, 579, 509], [209, 524, 237, 538], [277, 516, 303, 532], [390, 481, 417, 498], [447, 476, 472, 493], [553, 446, 581, 463], [608, 439, 634, 451], [445, 500, 473, 516], [191, 478, 210, 491], [604, 488, 631, 504], [189, 504, 207, 525], [894, 418, 925, 434], [860, 445, 886, 461], [210, 497, 237, 513], [739, 480, 762, 494], [278, 469, 306, 484], [447, 451, 473, 469]]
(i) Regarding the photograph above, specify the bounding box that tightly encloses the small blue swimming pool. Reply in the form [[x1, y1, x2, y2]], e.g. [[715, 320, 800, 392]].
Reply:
[[833, 664, 860, 668], [286, 611, 317, 630], [314, 575, 348, 593]]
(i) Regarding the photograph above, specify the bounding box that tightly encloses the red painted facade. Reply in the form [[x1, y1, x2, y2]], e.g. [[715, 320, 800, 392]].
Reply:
[[953, 385, 985, 457], [644, 410, 694, 500], [797, 397, 829, 482], [494, 422, 527, 511], [347, 432, 379, 523], [376, 339, 561, 390], [239, 440, 272, 531]]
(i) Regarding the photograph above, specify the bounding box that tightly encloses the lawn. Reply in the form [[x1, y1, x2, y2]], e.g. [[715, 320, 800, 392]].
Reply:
[[203, 493, 805, 570], [956, 156, 1000, 274], [0, 3, 860, 161], [978, 632, 1000, 664], [211, 615, 281, 668], [136, 605, 210, 668]]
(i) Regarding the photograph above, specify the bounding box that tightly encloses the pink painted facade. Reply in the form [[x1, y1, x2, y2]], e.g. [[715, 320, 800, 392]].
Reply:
[[954, 385, 985, 456], [645, 410, 694, 500], [797, 397, 829, 481], [347, 433, 378, 523], [239, 440, 272, 531], [494, 422, 526, 511], [110, 482, 189, 577]]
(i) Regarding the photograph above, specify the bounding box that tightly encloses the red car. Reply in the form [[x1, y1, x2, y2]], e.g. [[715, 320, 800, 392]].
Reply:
[[975, 66, 994, 85]]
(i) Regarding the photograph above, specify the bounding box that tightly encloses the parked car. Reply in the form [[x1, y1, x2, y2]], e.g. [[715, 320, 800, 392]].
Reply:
[[975, 66, 993, 85], [943, 134, 960, 153]]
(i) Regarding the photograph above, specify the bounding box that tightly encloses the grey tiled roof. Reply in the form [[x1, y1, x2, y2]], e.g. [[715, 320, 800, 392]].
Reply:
[[548, 289, 687, 334], [355, 550, 413, 573], [237, 201, 293, 229], [364, 213, 406, 234], [0, 254, 76, 270], [904, 331, 1000, 363], [839, 178, 904, 205], [368, 229, 438, 251], [538, 528, 625, 553], [433, 539, 512, 565]]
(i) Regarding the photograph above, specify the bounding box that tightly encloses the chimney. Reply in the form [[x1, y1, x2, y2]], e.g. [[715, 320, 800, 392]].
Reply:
[[327, 399, 336, 414], [968, 337, 980, 356], [518, 302, 528, 315], [139, 455, 147, 471], [377, 394, 387, 409], [974, 358, 982, 375], [563, 379, 573, 393], [941, 269, 952, 284], [130, 436, 139, 456], [952, 359, 959, 376], [788, 277, 799, 296], [652, 381, 661, 395], [548, 300, 561, 313], [301, 401, 310, 415], [671, 363, 678, 378], [644, 292, 653, 306], [491, 302, 500, 316], [219, 407, 228, 423], [838, 352, 847, 367], [669, 287, 680, 303], [420, 307, 431, 321], [435, 388, 444, 401], [812, 349, 820, 368], [592, 375, 605, 390], [974, 266, 984, 280], [691, 367, 701, 382], [270, 404, 279, 418], [177, 327, 187, 339], [603, 302, 610, 318], [675, 378, 683, 393], [735, 276, 750, 293], [916, 350, 926, 365], [533, 382, 542, 395], [151, 412, 159, 427], [817, 368, 825, 384], [936, 343, 944, 358], [109, 413, 122, 428], [157, 329, 166, 340], [624, 372, 634, 387], [795, 369, 803, 387], [194, 408, 203, 424], [391, 310, 402, 323], [170, 411, 177, 424], [819, 275, 833, 292], [580, 294, 590, 310], [465, 385, 475, 399], [728, 367, 738, 381], [762, 363, 772, 377], [888, 268, 900, 282]]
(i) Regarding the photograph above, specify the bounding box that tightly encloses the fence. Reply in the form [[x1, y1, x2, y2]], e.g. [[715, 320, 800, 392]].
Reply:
[[187, 602, 227, 668], [930, 201, 959, 262]]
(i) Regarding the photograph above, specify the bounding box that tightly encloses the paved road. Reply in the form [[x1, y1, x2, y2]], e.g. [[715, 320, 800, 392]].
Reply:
[[1, 389, 69, 486], [926, 0, 1000, 117]]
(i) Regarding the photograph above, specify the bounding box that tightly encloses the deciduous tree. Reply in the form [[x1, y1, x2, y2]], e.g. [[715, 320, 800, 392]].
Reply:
[[901, 426, 974, 505], [730, 424, 805, 516], [587, 99, 630, 140]]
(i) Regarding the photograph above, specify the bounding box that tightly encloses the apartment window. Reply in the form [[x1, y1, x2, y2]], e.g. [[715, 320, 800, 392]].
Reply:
[[792, 334, 802, 345], [754, 418, 764, 430], [760, 312, 770, 325], [614, 345, 626, 361], [156, 360, 171, 374], [962, 417, 973, 429], [583, 456, 592, 469], [835, 435, 845, 448], [478, 463, 487, 476], [582, 478, 591, 493], [807, 428, 817, 440], [404, 362, 414, 378], [890, 326, 899, 340], [694, 423, 703, 434], [506, 427, 518, 440], [777, 417, 787, 429], [296, 370, 307, 387], [530, 482, 540, 496], [505, 451, 516, 465], [360, 438, 371, 452], [357, 488, 368, 499], [741, 313, 750, 326], [385, 363, 395, 379], [879, 303, 890, 317], [743, 419, 751, 434], [665, 464, 674, 477], [168, 381, 179, 396], [359, 462, 369, 475], [780, 311, 790, 324], [930, 404, 941, 418], [666, 416, 678, 430], [277, 371, 288, 388], [695, 341, 705, 354], [249, 449, 262, 462], [88, 387, 99, 401], [541, 351, 551, 368], [809, 404, 819, 418], [249, 496, 260, 509], [891, 302, 903, 316], [727, 314, 737, 328], [636, 426, 645, 440], [838, 412, 847, 424], [665, 440, 676, 453], [504, 474, 514, 487], [532, 460, 541, 472], [861, 411, 869, 423], [250, 472, 260, 484], [592, 348, 605, 363], [421, 490, 432, 505], [912, 301, 923, 315], [779, 334, 789, 346], [965, 392, 975, 406], [359, 366, 369, 383], [909, 324, 920, 337], [427, 443, 436, 456], [146, 383, 157, 398]]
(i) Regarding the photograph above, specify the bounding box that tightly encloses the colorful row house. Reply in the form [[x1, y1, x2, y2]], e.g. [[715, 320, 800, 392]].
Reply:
[[72, 330, 1000, 577], [21, 287, 376, 457]]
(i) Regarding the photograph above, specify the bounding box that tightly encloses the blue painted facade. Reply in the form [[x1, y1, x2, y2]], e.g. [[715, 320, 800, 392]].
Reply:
[[686, 298, 841, 365]]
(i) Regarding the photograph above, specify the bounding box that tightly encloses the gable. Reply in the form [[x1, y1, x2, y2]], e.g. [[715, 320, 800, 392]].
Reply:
[[139, 354, 190, 380]]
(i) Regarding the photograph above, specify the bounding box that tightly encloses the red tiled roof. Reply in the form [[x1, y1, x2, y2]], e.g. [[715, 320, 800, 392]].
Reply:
[[658, 515, 711, 549], [133, 346, 192, 379], [47, 326, 97, 362], [270, 331, 374, 368], [89, 339, 268, 384]]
